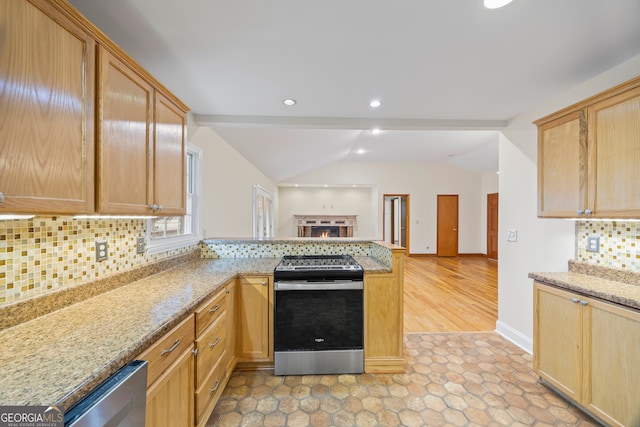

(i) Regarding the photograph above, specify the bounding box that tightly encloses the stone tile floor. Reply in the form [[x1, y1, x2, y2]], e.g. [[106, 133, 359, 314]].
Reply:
[[208, 333, 601, 426]]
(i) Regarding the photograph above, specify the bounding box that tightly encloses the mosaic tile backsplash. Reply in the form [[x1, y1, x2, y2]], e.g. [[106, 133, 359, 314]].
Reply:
[[0, 217, 198, 305], [577, 221, 639, 270]]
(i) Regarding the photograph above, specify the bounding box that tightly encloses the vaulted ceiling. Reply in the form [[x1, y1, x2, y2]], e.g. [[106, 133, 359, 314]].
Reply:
[[69, 0, 640, 182]]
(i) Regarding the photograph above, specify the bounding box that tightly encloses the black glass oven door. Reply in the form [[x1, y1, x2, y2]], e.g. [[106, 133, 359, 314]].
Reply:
[[274, 289, 363, 352]]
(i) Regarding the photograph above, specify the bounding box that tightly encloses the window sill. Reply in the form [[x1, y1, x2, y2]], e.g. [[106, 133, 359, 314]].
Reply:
[[146, 234, 202, 255]]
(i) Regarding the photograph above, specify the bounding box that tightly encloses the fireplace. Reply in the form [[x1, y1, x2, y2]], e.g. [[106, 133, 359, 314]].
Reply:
[[295, 215, 357, 238]]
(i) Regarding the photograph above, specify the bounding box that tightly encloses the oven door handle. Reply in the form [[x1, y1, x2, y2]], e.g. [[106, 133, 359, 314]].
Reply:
[[275, 280, 363, 291]]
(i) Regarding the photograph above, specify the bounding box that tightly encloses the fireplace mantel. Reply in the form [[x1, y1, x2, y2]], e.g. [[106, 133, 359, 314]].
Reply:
[[294, 215, 357, 238]]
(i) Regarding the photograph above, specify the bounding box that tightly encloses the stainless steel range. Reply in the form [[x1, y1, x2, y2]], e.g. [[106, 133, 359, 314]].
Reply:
[[273, 255, 364, 376]]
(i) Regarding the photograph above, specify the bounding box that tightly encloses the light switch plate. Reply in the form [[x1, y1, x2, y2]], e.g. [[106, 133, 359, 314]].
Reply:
[[507, 229, 517, 242], [96, 240, 108, 261], [586, 236, 600, 253], [136, 237, 146, 254]]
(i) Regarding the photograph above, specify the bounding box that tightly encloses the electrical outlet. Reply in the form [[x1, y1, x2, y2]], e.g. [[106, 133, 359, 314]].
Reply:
[[136, 237, 146, 254], [507, 229, 518, 242], [586, 236, 600, 253], [96, 240, 108, 261]]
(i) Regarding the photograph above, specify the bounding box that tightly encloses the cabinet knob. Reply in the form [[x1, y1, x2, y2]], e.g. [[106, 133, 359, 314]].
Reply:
[[581, 300, 589, 306], [150, 204, 160, 211], [0, 192, 4, 203], [572, 298, 579, 303], [262, 280, 267, 286], [584, 209, 593, 215], [576, 209, 585, 215]]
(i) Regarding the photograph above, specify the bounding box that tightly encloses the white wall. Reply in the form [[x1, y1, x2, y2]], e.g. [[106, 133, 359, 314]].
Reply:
[[190, 126, 277, 238], [280, 161, 488, 255], [278, 186, 375, 238], [496, 54, 640, 352]]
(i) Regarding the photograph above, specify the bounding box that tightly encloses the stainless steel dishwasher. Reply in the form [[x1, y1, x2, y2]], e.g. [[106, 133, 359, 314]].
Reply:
[[64, 360, 148, 427]]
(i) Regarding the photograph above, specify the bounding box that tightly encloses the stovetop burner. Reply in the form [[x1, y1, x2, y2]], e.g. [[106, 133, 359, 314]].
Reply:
[[274, 255, 363, 281]]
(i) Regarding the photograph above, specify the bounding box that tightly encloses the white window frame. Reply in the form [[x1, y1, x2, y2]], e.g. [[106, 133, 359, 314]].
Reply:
[[253, 185, 274, 239], [146, 143, 202, 254]]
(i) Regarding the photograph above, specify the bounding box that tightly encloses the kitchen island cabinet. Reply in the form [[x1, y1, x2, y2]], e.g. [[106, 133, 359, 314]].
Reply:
[[533, 281, 640, 426], [535, 75, 640, 218], [0, 0, 95, 214]]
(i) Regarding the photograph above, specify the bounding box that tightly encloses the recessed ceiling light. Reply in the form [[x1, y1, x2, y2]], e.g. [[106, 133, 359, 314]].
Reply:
[[356, 149, 366, 154], [483, 0, 514, 9], [283, 98, 296, 106], [369, 99, 382, 108], [371, 128, 382, 135]]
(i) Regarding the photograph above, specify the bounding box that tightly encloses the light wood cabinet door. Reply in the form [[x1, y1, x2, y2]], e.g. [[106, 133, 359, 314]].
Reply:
[[588, 86, 640, 218], [237, 276, 272, 362], [0, 0, 95, 214], [145, 345, 194, 427], [364, 248, 405, 373], [536, 110, 587, 217], [533, 283, 582, 401], [153, 92, 186, 215], [96, 45, 154, 215], [583, 298, 640, 427]]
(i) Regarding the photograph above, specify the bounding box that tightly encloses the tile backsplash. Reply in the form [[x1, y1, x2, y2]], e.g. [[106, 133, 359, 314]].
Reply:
[[0, 217, 196, 305], [577, 221, 639, 270]]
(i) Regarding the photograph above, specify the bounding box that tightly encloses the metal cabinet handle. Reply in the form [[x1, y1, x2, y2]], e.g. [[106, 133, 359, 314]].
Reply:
[[209, 337, 220, 349], [161, 339, 180, 356], [0, 192, 4, 203], [225, 289, 230, 294], [262, 280, 267, 286], [192, 348, 199, 356], [572, 298, 579, 303], [584, 209, 593, 215], [577, 209, 585, 215], [210, 380, 221, 394], [581, 300, 589, 306], [209, 304, 220, 314]]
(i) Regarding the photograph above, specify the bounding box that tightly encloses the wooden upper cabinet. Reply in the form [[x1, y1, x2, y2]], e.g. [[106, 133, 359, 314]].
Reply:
[[588, 86, 640, 218], [0, 0, 95, 214], [535, 75, 640, 218], [153, 92, 186, 216], [536, 111, 587, 217], [96, 46, 154, 215], [96, 47, 187, 216]]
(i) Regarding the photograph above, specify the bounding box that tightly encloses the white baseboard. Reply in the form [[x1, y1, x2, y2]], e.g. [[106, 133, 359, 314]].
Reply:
[[495, 320, 533, 354]]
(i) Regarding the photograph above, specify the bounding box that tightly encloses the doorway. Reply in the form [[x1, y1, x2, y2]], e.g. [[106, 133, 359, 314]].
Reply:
[[437, 194, 458, 256], [383, 194, 410, 252], [487, 193, 499, 260]]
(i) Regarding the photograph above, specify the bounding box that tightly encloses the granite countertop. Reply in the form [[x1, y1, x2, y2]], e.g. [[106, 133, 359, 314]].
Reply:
[[529, 270, 640, 311], [0, 255, 389, 410]]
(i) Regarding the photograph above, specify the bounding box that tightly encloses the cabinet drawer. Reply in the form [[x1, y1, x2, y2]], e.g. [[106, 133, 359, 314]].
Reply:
[[195, 287, 226, 337], [195, 312, 227, 387], [138, 315, 195, 387], [195, 357, 226, 425]]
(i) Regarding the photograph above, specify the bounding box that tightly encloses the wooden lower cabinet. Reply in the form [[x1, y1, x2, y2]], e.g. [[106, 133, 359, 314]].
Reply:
[[534, 281, 640, 426], [145, 346, 194, 427], [225, 281, 237, 374], [236, 275, 273, 366], [364, 246, 405, 373], [138, 316, 195, 427]]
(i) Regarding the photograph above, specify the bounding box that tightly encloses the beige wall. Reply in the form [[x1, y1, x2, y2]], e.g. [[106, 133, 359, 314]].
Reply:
[[280, 161, 492, 255], [190, 126, 278, 238]]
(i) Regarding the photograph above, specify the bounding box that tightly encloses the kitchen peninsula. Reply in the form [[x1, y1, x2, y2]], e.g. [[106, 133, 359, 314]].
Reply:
[[0, 238, 404, 427]]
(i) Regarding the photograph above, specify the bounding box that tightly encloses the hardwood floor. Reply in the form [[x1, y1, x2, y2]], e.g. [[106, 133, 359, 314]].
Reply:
[[403, 255, 498, 333]]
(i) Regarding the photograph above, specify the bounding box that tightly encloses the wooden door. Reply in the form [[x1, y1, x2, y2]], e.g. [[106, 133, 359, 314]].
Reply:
[[536, 110, 587, 218], [588, 86, 640, 217], [383, 194, 410, 252], [487, 193, 499, 259], [0, 0, 95, 214], [583, 298, 640, 426], [96, 46, 153, 214], [154, 92, 186, 215], [437, 195, 458, 257], [533, 283, 582, 402]]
